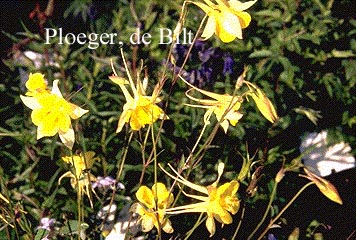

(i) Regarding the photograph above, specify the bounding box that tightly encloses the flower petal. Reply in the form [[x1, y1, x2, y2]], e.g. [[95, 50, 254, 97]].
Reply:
[[140, 214, 155, 232], [206, 215, 216, 237], [51, 80, 64, 98], [217, 11, 242, 41], [136, 186, 155, 209], [303, 168, 343, 205], [161, 219, 174, 233], [228, 0, 257, 11], [59, 127, 75, 149], [201, 15, 217, 40], [70, 104, 89, 119], [20, 95, 41, 110]]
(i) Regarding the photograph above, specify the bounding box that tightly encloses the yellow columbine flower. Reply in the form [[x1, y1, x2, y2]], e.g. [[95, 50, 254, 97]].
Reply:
[[24, 73, 49, 96], [130, 183, 174, 233], [109, 54, 166, 133], [20, 75, 88, 149], [193, 0, 257, 42], [180, 76, 243, 133], [162, 163, 240, 237], [302, 168, 343, 205], [59, 151, 97, 207], [245, 81, 278, 123]]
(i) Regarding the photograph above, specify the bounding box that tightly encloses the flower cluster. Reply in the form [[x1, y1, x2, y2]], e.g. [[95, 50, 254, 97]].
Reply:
[[130, 163, 240, 236], [172, 40, 235, 87], [59, 151, 97, 207], [17, 1, 347, 239], [109, 53, 166, 133], [130, 183, 174, 233]]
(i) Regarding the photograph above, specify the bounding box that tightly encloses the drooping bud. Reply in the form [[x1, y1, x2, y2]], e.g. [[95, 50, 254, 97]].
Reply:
[[248, 83, 278, 123], [303, 168, 343, 205]]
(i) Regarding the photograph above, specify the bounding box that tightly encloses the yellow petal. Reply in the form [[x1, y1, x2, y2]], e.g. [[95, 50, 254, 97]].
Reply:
[[57, 113, 72, 133], [201, 15, 217, 40], [116, 103, 133, 133], [70, 104, 89, 119], [25, 73, 48, 95], [247, 83, 278, 123], [235, 11, 252, 29], [51, 80, 64, 98], [217, 11, 242, 41], [251, 89, 278, 123], [161, 219, 174, 233], [108, 75, 129, 85], [206, 215, 216, 237], [59, 127, 75, 149], [217, 181, 240, 214], [32, 110, 59, 137], [141, 213, 155, 232], [303, 168, 343, 205], [228, 0, 257, 11], [136, 186, 155, 209], [152, 183, 173, 207], [220, 120, 229, 133], [20, 95, 41, 110], [215, 208, 232, 224], [226, 111, 243, 126]]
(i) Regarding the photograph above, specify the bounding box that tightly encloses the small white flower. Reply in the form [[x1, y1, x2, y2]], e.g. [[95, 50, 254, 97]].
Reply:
[[105, 199, 142, 240], [300, 130, 355, 176]]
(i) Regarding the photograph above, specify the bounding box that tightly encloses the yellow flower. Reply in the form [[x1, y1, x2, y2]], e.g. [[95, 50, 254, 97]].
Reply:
[[20, 77, 88, 149], [245, 81, 278, 123], [180, 76, 243, 133], [302, 168, 343, 205], [162, 163, 240, 237], [59, 151, 97, 207], [130, 183, 174, 233], [193, 0, 257, 42], [61, 151, 96, 180], [109, 56, 166, 133], [24, 73, 50, 96]]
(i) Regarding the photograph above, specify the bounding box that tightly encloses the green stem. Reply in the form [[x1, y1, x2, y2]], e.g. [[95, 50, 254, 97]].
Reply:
[[116, 131, 134, 182], [184, 213, 206, 240], [232, 201, 246, 240], [256, 182, 314, 240], [247, 180, 278, 240]]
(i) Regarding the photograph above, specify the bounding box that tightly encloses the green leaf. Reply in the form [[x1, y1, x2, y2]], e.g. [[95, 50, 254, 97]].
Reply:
[[249, 50, 274, 58]]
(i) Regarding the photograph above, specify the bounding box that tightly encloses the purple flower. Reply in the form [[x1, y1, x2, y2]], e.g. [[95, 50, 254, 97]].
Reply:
[[92, 176, 115, 189], [92, 176, 124, 191], [223, 54, 234, 75], [172, 41, 235, 87], [268, 233, 277, 240], [37, 217, 56, 231], [198, 47, 214, 63]]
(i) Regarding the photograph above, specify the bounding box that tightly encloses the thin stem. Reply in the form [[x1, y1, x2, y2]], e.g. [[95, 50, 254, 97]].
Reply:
[[184, 119, 210, 167], [116, 131, 134, 182], [184, 213, 206, 240], [247, 180, 278, 240], [232, 201, 246, 240], [256, 182, 314, 240]]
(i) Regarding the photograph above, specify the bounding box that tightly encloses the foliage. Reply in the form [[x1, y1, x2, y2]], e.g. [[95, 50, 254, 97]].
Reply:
[[0, 0, 355, 239]]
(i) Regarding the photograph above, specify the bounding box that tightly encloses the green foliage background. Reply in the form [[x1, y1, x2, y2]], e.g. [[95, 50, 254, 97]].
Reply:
[[0, 0, 355, 239]]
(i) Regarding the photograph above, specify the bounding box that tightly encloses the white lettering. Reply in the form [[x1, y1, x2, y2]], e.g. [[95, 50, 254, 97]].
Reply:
[[44, 28, 57, 44], [159, 28, 172, 44], [88, 33, 99, 49]]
